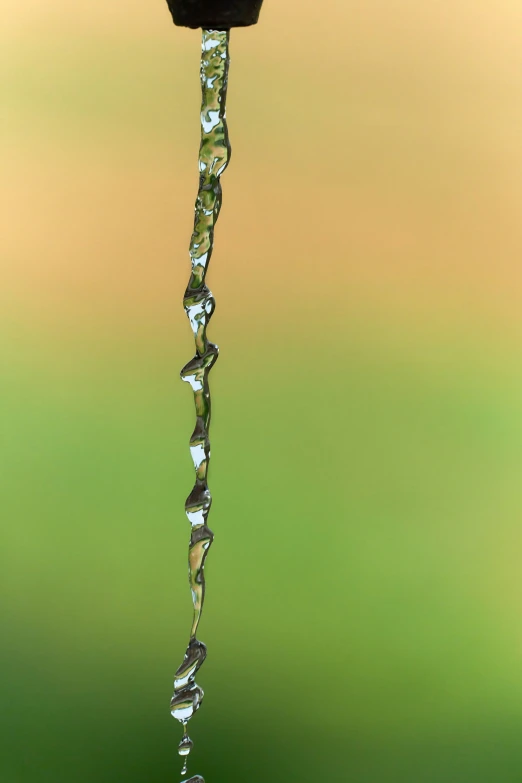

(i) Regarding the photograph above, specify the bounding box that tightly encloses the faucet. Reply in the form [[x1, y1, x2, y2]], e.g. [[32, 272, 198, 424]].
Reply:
[[165, 0, 264, 29]]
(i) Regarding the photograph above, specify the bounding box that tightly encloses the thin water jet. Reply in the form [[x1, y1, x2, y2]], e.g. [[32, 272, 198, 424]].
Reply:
[[170, 27, 230, 778], [165, 1, 265, 779]]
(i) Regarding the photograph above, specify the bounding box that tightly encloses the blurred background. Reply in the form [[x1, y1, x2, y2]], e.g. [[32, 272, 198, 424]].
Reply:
[[2, 1, 522, 781]]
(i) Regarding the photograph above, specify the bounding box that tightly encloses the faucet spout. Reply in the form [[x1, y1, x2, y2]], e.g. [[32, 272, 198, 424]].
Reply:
[[165, 0, 264, 29]]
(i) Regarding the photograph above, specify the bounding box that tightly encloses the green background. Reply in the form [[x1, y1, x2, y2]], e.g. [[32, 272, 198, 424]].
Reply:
[[2, 1, 522, 781]]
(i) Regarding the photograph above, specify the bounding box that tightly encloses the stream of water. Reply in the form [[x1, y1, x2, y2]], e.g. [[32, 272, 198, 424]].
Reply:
[[169, 28, 231, 782]]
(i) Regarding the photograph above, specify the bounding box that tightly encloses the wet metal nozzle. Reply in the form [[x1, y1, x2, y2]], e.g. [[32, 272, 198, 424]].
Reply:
[[166, 0, 264, 29]]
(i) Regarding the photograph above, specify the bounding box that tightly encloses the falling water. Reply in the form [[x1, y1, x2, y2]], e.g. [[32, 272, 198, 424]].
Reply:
[[169, 29, 231, 782]]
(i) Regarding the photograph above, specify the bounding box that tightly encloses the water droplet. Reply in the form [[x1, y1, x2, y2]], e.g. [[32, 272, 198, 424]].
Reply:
[[179, 731, 194, 775], [170, 683, 204, 723], [174, 639, 207, 691], [178, 735, 193, 757]]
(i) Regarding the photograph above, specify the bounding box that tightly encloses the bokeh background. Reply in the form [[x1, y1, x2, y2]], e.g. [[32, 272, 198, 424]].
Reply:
[[2, 1, 522, 781]]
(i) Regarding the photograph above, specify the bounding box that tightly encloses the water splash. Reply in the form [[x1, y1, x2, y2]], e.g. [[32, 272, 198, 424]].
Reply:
[[170, 28, 231, 780]]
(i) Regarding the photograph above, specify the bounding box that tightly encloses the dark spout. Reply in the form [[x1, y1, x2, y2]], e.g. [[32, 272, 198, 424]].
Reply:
[[166, 0, 264, 29]]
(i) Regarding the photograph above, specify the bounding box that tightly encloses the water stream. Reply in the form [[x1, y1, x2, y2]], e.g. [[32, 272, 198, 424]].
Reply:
[[169, 29, 231, 782]]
